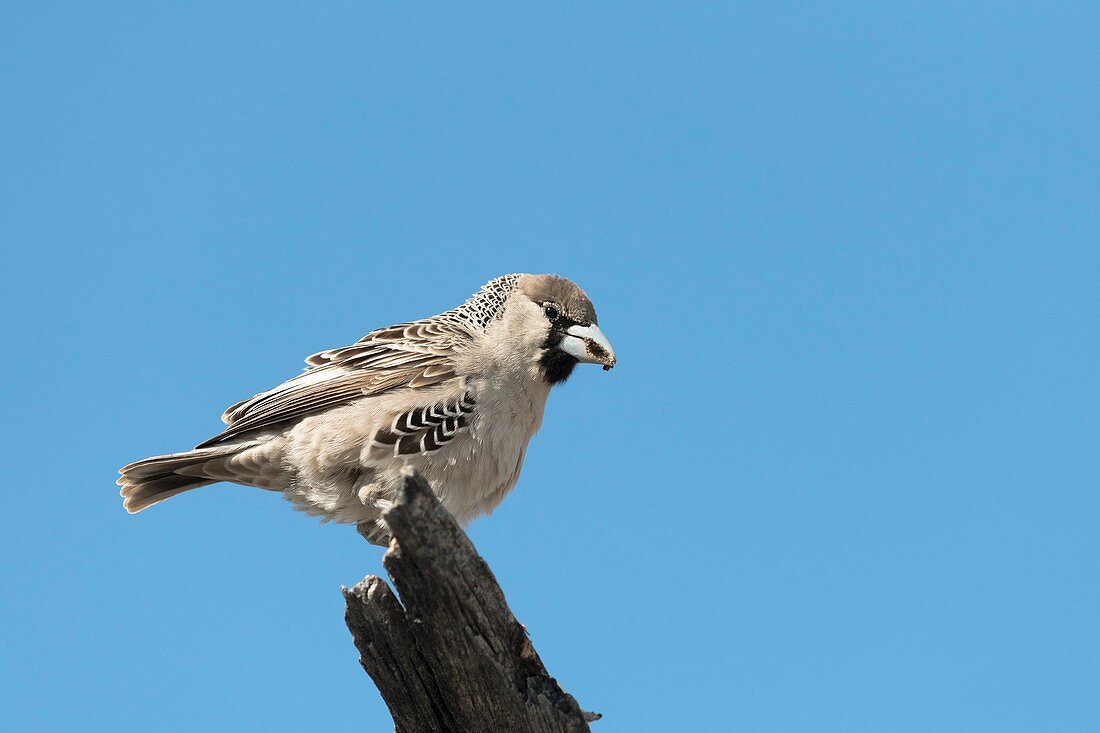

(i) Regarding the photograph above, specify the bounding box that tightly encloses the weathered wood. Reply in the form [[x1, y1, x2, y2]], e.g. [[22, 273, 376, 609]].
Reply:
[[343, 577, 452, 733], [343, 470, 598, 733]]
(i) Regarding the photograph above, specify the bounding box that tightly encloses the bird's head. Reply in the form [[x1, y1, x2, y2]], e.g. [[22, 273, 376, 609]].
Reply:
[[493, 273, 616, 385]]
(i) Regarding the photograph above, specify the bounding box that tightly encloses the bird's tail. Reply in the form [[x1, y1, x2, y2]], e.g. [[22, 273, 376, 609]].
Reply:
[[117, 443, 256, 513]]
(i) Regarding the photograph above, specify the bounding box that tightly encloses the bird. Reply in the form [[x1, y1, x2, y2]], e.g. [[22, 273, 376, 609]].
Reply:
[[118, 273, 616, 545]]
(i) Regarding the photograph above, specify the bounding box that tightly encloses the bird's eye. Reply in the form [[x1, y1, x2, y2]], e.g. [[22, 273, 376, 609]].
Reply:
[[543, 304, 560, 320]]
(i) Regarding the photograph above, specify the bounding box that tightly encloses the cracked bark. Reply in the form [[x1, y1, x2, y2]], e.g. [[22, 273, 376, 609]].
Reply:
[[343, 470, 600, 733]]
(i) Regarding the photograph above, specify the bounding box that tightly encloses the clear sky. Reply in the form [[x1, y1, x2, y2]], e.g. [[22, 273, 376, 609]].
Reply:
[[2, 3, 1097, 731]]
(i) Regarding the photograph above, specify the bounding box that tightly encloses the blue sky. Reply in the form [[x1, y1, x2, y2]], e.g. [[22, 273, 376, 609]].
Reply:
[[2, 3, 1097, 731]]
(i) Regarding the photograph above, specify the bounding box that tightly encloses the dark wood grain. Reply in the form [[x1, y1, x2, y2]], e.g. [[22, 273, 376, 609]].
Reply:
[[343, 470, 599, 733]]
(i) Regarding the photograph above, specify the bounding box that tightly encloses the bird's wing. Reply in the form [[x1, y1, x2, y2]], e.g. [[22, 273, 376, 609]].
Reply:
[[196, 318, 474, 447]]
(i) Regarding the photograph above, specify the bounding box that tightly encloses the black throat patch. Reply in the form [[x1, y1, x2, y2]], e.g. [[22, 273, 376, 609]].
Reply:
[[538, 348, 578, 385]]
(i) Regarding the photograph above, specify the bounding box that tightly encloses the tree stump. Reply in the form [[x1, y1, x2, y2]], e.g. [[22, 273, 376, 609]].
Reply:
[[343, 470, 600, 733]]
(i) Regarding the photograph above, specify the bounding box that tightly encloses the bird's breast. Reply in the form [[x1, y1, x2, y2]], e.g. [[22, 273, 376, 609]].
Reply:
[[428, 374, 550, 522]]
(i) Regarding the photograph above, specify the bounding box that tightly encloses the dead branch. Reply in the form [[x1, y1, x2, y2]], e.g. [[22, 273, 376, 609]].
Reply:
[[343, 471, 599, 733]]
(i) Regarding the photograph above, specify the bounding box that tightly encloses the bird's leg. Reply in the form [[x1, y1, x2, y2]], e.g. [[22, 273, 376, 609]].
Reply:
[[355, 481, 394, 546]]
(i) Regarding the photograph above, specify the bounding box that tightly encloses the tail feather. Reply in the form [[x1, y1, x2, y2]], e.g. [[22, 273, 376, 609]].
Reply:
[[118, 443, 255, 513]]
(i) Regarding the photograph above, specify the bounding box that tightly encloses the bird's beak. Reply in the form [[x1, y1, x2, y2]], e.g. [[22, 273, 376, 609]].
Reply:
[[558, 324, 617, 370]]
